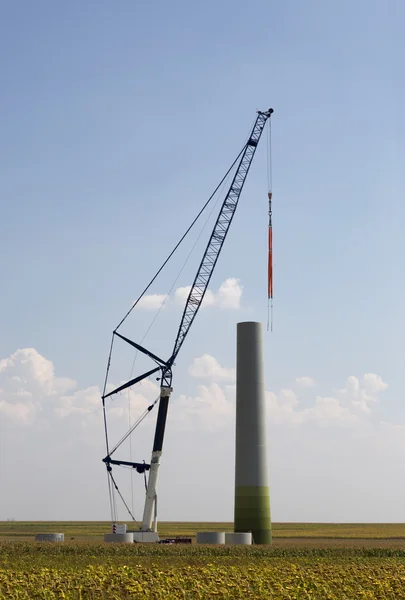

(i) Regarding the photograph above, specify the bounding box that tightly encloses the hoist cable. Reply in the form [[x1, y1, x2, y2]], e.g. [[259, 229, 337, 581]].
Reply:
[[106, 470, 115, 523], [267, 118, 274, 332], [109, 470, 137, 522], [267, 118, 273, 192], [108, 470, 118, 523], [102, 334, 115, 456], [109, 394, 160, 457], [128, 393, 135, 518], [101, 335, 116, 522]]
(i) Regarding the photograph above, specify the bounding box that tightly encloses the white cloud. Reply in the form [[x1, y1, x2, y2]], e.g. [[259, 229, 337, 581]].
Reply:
[[296, 376, 316, 388], [108, 379, 160, 418], [0, 349, 76, 425], [135, 294, 168, 310], [310, 396, 359, 425], [0, 348, 75, 396], [137, 278, 243, 312], [188, 354, 235, 382], [265, 390, 303, 425], [172, 383, 234, 430], [265, 371, 388, 427], [0, 349, 389, 437], [0, 348, 163, 435], [279, 389, 299, 408], [215, 278, 243, 309], [174, 286, 218, 308], [55, 385, 101, 419], [362, 373, 388, 394], [185, 357, 389, 429], [265, 390, 360, 427], [0, 399, 35, 424], [0, 347, 400, 523], [173, 286, 190, 305], [339, 373, 388, 414]]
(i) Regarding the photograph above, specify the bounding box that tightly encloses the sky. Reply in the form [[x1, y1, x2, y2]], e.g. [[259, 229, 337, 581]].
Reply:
[[1, 0, 405, 524]]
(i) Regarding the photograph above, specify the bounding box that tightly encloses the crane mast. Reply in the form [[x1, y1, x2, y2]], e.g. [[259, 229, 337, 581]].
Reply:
[[101, 108, 274, 541], [172, 109, 273, 360]]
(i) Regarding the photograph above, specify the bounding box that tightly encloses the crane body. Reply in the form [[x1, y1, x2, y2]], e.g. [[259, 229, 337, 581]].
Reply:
[[101, 108, 274, 542]]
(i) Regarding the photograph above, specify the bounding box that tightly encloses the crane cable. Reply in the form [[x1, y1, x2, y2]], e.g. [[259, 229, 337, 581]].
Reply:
[[109, 394, 160, 457], [102, 116, 261, 525], [124, 162, 235, 518], [102, 148, 246, 524], [267, 118, 273, 332], [102, 121, 256, 407], [109, 470, 137, 522], [113, 143, 250, 334]]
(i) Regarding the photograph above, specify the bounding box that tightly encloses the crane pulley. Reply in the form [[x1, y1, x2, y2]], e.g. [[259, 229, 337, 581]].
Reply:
[[100, 107, 274, 541]]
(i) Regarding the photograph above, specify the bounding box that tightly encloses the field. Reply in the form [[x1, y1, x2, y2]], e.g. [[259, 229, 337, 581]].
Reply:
[[3, 520, 405, 542], [1, 522, 405, 598]]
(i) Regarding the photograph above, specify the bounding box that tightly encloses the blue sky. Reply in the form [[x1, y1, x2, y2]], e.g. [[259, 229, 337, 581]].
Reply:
[[1, 1, 405, 522]]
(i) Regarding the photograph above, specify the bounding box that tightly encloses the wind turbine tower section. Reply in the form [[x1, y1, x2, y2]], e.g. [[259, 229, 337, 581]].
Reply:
[[234, 321, 272, 544]]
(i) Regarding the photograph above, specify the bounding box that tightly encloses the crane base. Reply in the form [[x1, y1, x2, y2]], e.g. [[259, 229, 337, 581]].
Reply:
[[131, 531, 160, 543]]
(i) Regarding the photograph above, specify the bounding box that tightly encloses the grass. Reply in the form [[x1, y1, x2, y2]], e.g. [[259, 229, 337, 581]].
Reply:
[[2, 520, 405, 541]]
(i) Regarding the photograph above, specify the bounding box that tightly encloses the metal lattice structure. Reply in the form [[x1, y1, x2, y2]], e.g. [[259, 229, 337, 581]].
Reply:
[[172, 110, 272, 360], [101, 108, 274, 534]]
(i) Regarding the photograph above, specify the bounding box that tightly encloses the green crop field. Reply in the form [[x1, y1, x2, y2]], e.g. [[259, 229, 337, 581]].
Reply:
[[2, 523, 405, 598], [2, 541, 405, 598]]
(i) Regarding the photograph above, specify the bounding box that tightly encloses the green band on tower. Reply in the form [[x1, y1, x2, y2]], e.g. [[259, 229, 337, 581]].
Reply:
[[234, 486, 272, 544]]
